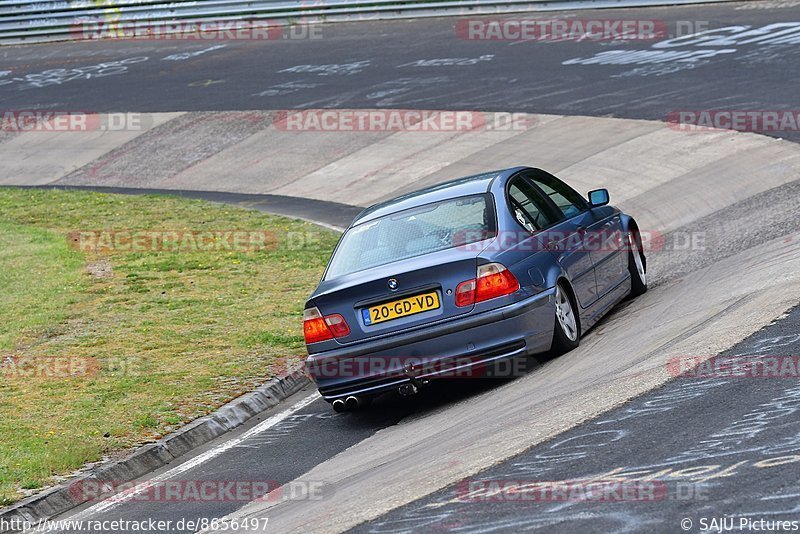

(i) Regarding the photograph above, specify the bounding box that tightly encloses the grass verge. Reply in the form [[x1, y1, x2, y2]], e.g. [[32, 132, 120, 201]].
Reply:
[[0, 188, 338, 505]]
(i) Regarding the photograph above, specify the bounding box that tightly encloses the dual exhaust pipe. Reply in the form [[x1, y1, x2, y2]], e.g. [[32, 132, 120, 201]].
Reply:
[[331, 380, 424, 412], [332, 395, 363, 413]]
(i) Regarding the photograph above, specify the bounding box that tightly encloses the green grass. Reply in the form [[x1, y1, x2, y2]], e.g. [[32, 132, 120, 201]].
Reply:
[[0, 188, 338, 505]]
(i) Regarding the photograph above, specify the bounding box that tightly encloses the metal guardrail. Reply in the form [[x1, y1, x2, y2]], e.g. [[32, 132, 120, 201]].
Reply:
[[0, 0, 740, 45]]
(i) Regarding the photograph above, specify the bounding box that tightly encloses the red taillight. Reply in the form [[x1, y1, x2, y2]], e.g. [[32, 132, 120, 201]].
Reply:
[[454, 263, 519, 307], [475, 263, 520, 302], [303, 307, 350, 344], [455, 279, 476, 307], [324, 314, 351, 338], [304, 308, 332, 344]]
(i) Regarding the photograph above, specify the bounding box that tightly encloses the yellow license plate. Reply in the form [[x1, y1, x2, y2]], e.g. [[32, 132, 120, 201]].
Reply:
[[363, 291, 440, 325]]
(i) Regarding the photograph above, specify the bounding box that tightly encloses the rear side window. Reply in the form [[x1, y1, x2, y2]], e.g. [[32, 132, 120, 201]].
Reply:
[[507, 177, 557, 232], [528, 172, 587, 220], [325, 195, 495, 280]]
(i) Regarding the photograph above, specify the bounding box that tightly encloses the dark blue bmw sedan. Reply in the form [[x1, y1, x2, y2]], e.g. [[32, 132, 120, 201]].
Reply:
[[303, 167, 647, 412]]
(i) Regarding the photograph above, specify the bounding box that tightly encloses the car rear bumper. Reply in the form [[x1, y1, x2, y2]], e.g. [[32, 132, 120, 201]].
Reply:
[[306, 288, 556, 401]]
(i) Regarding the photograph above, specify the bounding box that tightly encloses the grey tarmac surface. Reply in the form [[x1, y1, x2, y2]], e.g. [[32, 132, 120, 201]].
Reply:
[[360, 304, 800, 534], [11, 185, 363, 230], [0, 3, 799, 141]]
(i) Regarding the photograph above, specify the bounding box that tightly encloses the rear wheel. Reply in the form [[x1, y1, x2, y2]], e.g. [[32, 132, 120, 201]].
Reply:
[[627, 231, 647, 297], [551, 282, 580, 354]]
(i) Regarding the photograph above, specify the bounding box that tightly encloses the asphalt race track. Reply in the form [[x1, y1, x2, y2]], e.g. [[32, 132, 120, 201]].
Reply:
[[0, 3, 799, 141], [57, 382, 515, 534], [361, 305, 800, 533], [2, 1, 800, 533], [8, 185, 364, 230]]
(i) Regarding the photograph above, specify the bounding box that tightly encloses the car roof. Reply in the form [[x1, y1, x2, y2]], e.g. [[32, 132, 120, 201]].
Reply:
[[351, 167, 526, 225]]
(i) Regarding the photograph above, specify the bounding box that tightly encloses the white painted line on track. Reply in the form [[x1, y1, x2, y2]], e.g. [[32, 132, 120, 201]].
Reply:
[[65, 393, 320, 519]]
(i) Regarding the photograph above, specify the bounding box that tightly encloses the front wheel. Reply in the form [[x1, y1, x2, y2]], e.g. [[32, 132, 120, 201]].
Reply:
[[627, 231, 647, 297], [551, 282, 580, 354]]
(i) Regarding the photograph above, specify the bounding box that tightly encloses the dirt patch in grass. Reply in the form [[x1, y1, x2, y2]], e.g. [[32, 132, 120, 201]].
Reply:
[[86, 258, 114, 279]]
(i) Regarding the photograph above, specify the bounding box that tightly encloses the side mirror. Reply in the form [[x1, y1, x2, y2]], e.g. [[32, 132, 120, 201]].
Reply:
[[588, 188, 609, 207]]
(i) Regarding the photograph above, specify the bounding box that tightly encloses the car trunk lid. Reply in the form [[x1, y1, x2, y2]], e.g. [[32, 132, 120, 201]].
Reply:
[[311, 246, 483, 344]]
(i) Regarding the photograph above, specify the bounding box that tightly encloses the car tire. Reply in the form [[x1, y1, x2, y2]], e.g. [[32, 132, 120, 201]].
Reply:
[[627, 231, 647, 298], [551, 282, 580, 354]]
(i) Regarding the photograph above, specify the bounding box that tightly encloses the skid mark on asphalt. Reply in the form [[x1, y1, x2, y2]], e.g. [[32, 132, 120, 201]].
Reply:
[[230, 411, 340, 450]]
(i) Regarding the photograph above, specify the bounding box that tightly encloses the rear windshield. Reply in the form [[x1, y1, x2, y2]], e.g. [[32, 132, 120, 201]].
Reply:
[[325, 194, 495, 280]]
